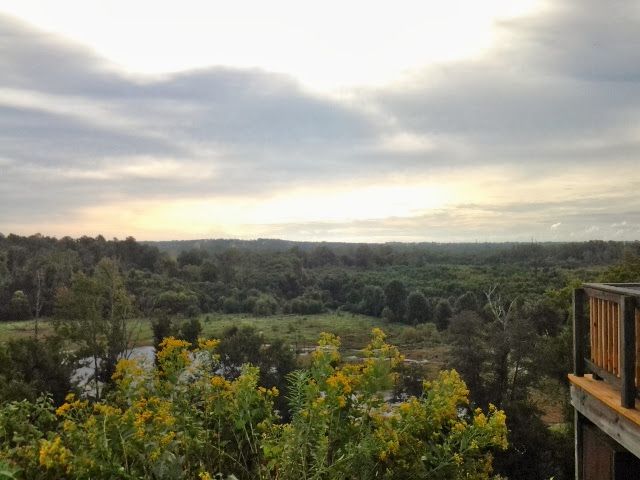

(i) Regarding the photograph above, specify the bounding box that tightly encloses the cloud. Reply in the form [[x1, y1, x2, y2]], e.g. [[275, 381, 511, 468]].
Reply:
[[372, 1, 640, 161], [1, 3, 640, 241], [0, 15, 387, 213]]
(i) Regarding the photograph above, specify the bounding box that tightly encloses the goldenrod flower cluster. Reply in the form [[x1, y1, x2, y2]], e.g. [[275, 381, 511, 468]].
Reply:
[[0, 330, 507, 480], [39, 436, 71, 471]]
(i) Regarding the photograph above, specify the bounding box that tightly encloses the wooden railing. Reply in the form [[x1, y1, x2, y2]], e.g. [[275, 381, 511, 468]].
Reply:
[[574, 283, 640, 408]]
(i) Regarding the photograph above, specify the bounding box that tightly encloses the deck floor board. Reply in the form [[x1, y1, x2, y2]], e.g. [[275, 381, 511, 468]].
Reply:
[[569, 374, 640, 427]]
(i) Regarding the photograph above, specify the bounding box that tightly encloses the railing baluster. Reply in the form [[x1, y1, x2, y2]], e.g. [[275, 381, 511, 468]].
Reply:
[[593, 298, 598, 366], [613, 303, 620, 377], [604, 301, 610, 371], [599, 299, 604, 368], [609, 301, 614, 372], [620, 295, 636, 408], [590, 297, 595, 363]]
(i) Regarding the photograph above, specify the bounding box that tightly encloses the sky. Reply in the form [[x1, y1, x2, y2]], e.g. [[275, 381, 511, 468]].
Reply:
[[1, 0, 639, 242]]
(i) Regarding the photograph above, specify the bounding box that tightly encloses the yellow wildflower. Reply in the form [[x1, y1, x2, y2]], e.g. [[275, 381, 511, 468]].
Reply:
[[55, 402, 72, 417], [198, 338, 220, 350], [39, 436, 71, 470], [211, 376, 230, 389], [474, 412, 487, 428]]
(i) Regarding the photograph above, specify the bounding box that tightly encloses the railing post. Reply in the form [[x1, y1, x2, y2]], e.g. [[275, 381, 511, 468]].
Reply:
[[573, 288, 586, 377], [620, 295, 636, 408]]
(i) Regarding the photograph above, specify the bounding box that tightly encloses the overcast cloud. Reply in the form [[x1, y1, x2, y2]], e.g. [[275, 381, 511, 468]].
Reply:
[[1, 1, 639, 241]]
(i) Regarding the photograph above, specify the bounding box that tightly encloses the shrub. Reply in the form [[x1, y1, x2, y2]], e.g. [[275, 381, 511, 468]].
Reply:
[[0, 331, 507, 480], [221, 296, 241, 313], [398, 323, 440, 345], [8, 291, 31, 321], [253, 294, 278, 316], [289, 297, 323, 315]]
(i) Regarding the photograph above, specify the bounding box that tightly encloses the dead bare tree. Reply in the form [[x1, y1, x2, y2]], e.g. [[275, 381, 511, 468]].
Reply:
[[485, 286, 518, 406], [33, 268, 44, 338]]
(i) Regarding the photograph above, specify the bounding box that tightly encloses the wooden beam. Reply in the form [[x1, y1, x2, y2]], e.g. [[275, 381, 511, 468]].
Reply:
[[584, 283, 640, 298], [575, 411, 584, 480], [569, 375, 640, 425], [584, 287, 622, 304], [574, 288, 587, 376]]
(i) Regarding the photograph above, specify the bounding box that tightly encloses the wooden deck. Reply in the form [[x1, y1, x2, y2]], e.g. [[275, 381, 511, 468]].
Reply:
[[569, 374, 640, 426], [573, 286, 638, 408], [571, 284, 640, 478], [570, 374, 640, 460]]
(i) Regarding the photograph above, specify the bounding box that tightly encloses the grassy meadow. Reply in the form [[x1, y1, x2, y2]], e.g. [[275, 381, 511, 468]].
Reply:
[[0, 312, 450, 382]]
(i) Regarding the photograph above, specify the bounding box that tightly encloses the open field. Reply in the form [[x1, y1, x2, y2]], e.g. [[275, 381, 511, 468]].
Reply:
[[0, 312, 447, 357], [0, 312, 450, 382], [199, 312, 421, 348], [0, 318, 57, 342]]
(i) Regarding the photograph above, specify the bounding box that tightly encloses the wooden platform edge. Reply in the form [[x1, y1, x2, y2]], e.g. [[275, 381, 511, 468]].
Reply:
[[568, 374, 640, 425], [570, 375, 640, 459]]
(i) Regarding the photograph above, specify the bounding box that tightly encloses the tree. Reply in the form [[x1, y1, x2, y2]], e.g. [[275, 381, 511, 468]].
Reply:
[[449, 287, 566, 480], [217, 249, 240, 284], [483, 287, 537, 407], [0, 251, 9, 290], [54, 258, 133, 398], [384, 279, 407, 322], [522, 298, 564, 336], [448, 310, 489, 405], [179, 317, 202, 345], [434, 298, 453, 330], [406, 291, 431, 324], [32, 268, 44, 336], [177, 248, 207, 267], [601, 252, 640, 282], [454, 291, 479, 313], [354, 244, 374, 268], [359, 285, 385, 317], [200, 260, 218, 282], [306, 245, 338, 267], [151, 315, 177, 352], [217, 325, 296, 417], [253, 294, 278, 316], [8, 290, 31, 320], [155, 290, 200, 316], [0, 336, 75, 405]]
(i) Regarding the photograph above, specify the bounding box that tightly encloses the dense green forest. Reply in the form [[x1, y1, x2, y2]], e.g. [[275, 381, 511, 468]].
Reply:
[[1, 233, 640, 479], [2, 233, 637, 322]]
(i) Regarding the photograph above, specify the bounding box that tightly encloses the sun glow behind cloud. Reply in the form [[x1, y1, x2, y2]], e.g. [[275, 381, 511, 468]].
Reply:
[[13, 161, 633, 242], [68, 178, 455, 238]]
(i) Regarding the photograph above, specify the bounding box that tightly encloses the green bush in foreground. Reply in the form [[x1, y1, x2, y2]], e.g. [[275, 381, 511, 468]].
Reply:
[[0, 330, 507, 479]]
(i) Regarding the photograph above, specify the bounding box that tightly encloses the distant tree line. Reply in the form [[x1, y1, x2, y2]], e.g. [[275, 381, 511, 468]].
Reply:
[[1, 233, 638, 324]]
